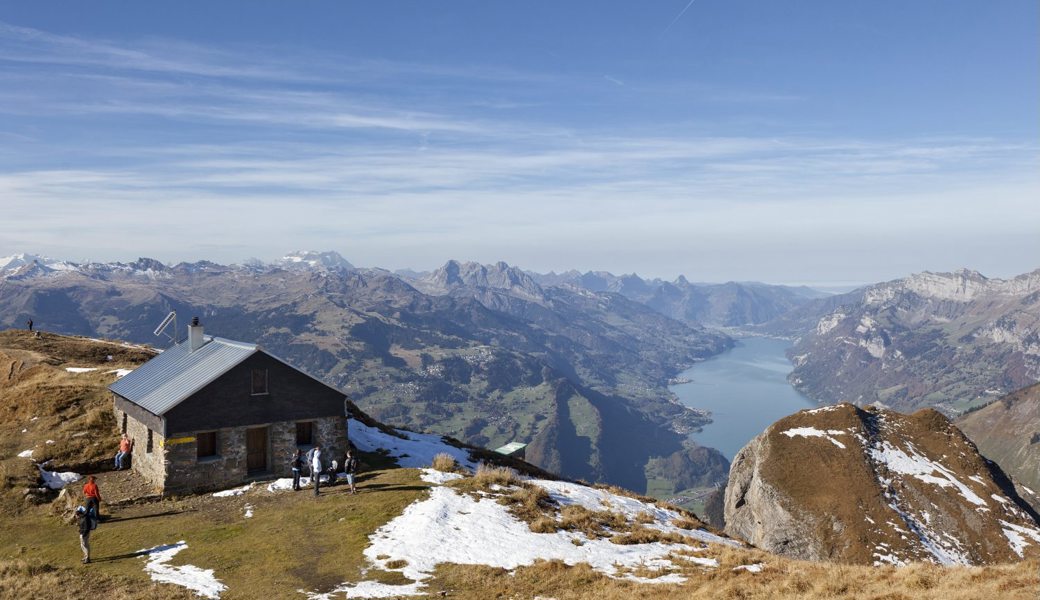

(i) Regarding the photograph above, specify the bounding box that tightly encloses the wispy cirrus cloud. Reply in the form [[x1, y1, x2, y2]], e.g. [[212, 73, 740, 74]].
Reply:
[[0, 20, 1036, 282]]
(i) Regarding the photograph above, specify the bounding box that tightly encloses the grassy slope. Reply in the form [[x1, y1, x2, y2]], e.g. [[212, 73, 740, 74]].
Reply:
[[0, 330, 1037, 599]]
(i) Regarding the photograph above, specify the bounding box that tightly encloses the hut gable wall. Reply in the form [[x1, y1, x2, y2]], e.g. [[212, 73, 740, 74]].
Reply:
[[163, 351, 345, 436]]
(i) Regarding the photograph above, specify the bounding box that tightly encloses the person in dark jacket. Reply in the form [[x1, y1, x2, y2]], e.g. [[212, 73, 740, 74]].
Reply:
[[290, 449, 303, 491], [76, 506, 91, 563], [344, 450, 359, 494], [27, 318, 33, 332]]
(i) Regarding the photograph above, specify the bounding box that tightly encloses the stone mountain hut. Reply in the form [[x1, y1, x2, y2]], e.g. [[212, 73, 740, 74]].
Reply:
[[109, 318, 348, 494]]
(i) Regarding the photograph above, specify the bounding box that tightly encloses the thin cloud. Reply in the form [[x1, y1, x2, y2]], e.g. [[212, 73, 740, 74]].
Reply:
[[661, 0, 698, 37]]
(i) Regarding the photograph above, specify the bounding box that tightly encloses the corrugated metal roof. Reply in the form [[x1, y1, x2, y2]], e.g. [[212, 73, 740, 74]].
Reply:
[[109, 336, 257, 416], [495, 442, 527, 455]]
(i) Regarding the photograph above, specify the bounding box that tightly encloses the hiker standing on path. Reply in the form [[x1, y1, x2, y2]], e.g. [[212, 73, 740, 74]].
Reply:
[[311, 444, 323, 496], [290, 449, 303, 491], [76, 506, 92, 564], [82, 475, 102, 520], [344, 450, 358, 495], [114, 434, 134, 470], [26, 318, 33, 332]]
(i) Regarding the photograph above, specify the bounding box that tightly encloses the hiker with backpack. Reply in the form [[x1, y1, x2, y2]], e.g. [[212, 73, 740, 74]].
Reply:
[[290, 449, 303, 491], [76, 506, 93, 564]]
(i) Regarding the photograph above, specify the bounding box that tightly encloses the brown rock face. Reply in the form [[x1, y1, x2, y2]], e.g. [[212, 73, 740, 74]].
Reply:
[[958, 383, 1040, 510], [724, 403, 1040, 565]]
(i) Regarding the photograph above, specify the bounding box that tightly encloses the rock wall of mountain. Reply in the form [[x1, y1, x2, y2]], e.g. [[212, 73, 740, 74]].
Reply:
[[525, 269, 821, 327], [958, 383, 1040, 508], [724, 403, 1040, 565], [780, 269, 1040, 413]]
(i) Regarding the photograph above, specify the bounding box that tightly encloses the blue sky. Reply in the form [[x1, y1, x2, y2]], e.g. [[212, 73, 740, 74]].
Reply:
[[0, 1, 1037, 285]]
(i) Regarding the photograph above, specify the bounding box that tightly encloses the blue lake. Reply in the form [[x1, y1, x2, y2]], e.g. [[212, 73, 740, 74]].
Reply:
[[671, 336, 816, 461]]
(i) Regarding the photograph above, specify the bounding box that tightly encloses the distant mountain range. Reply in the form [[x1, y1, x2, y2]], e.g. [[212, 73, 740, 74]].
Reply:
[[4, 252, 1039, 496], [0, 251, 748, 494], [761, 268, 1040, 414], [400, 261, 827, 328]]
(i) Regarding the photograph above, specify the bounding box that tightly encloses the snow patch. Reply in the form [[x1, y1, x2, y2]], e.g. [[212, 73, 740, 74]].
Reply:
[[348, 418, 476, 470], [532, 479, 734, 546], [17, 449, 33, 458], [363, 486, 701, 586], [106, 368, 134, 378], [733, 563, 764, 573], [303, 580, 425, 599], [243, 505, 254, 519], [870, 441, 986, 506], [65, 367, 98, 373], [139, 541, 226, 599], [781, 427, 847, 449], [675, 555, 719, 568], [267, 475, 328, 492], [38, 465, 81, 489], [212, 483, 254, 497], [1000, 520, 1040, 558], [419, 468, 464, 485]]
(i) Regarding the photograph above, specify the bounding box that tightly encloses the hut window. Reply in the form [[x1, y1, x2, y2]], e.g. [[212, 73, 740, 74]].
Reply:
[[296, 422, 313, 446], [251, 369, 268, 395], [121, 412, 128, 434], [197, 432, 218, 459], [146, 429, 154, 453]]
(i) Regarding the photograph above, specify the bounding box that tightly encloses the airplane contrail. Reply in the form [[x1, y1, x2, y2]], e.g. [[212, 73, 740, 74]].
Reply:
[[661, 0, 698, 36]]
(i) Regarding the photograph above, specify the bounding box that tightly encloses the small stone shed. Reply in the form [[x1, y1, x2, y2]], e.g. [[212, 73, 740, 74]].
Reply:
[[109, 318, 348, 494]]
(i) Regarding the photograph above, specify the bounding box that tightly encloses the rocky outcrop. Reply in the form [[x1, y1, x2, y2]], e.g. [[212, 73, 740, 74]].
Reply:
[[724, 403, 1040, 565], [780, 268, 1040, 413]]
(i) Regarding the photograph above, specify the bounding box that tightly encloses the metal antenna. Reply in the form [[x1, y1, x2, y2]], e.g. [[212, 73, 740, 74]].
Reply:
[[153, 311, 177, 346]]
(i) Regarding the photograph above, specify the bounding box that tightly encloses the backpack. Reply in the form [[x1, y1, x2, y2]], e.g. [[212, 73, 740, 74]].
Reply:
[[345, 456, 358, 473]]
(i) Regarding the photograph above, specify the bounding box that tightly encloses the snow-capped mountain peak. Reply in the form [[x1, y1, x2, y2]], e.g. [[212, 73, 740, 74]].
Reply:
[[276, 250, 355, 271]]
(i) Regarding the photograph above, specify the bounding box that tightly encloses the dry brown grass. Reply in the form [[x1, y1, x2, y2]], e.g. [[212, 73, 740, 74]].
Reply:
[[671, 515, 706, 530], [556, 504, 629, 539], [635, 510, 656, 524], [0, 559, 195, 599], [430, 452, 461, 473], [0, 332, 159, 516], [609, 525, 688, 546], [427, 554, 1040, 600], [472, 463, 521, 487]]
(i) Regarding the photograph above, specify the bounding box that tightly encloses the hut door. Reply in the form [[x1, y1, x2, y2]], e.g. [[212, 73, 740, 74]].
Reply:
[[246, 427, 268, 473]]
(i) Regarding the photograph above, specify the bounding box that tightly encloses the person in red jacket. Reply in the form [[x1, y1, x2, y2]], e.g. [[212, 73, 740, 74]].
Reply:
[[82, 475, 102, 520]]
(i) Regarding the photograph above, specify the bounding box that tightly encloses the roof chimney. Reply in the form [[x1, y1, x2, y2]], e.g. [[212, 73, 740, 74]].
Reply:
[[188, 316, 206, 352]]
